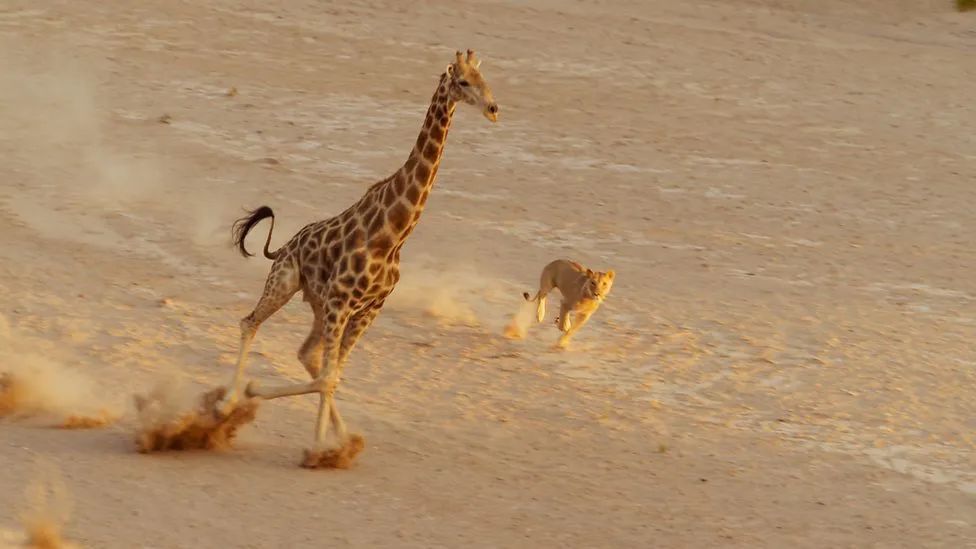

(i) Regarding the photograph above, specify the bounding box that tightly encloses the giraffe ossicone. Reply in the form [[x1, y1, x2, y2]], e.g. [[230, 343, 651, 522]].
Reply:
[[220, 49, 499, 468]]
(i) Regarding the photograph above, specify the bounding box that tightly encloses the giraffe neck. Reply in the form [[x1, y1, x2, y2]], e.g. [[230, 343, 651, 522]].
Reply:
[[383, 72, 457, 243]]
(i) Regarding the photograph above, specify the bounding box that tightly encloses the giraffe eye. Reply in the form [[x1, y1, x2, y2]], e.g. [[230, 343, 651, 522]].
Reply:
[[458, 80, 470, 87]]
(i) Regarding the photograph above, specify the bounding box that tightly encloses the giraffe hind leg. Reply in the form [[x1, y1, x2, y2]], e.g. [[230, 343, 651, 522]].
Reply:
[[297, 303, 326, 378], [222, 262, 300, 411]]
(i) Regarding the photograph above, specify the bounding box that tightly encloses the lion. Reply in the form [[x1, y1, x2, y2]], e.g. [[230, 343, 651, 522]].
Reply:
[[521, 259, 615, 348]]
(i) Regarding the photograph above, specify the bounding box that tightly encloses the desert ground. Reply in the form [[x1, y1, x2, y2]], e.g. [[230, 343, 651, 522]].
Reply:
[[1, 0, 974, 547]]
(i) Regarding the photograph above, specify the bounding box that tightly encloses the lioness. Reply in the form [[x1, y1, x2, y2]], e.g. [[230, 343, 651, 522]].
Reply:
[[521, 259, 615, 348]]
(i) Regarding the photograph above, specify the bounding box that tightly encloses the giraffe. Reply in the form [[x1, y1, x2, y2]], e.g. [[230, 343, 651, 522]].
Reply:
[[221, 50, 499, 468]]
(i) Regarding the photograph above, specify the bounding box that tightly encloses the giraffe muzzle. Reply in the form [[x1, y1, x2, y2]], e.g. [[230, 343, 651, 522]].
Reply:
[[484, 102, 499, 122]]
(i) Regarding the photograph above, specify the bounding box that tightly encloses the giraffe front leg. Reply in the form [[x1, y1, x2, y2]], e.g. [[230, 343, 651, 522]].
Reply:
[[302, 353, 360, 468], [312, 313, 347, 448], [300, 310, 365, 469], [328, 307, 381, 441]]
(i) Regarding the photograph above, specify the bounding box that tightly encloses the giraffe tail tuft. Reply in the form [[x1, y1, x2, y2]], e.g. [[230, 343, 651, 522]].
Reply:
[[231, 206, 279, 260]]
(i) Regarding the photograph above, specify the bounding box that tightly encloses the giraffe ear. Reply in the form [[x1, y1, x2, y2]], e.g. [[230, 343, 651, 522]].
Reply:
[[606, 269, 615, 280], [473, 58, 482, 70], [586, 268, 594, 277], [446, 64, 454, 75]]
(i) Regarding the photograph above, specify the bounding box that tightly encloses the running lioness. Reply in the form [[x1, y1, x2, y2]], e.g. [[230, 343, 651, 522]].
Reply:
[[522, 259, 615, 348]]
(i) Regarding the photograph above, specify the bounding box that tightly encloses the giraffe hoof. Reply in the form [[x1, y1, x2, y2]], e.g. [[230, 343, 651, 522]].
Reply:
[[300, 433, 366, 469]]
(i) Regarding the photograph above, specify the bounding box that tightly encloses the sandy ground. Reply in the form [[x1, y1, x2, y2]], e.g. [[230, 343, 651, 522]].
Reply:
[[1, 0, 974, 547]]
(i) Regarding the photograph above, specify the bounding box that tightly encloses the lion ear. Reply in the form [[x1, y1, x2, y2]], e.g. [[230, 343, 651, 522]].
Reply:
[[606, 269, 615, 280]]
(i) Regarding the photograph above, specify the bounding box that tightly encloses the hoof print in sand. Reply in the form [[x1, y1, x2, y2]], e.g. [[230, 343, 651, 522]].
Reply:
[[301, 434, 366, 469], [133, 386, 259, 453]]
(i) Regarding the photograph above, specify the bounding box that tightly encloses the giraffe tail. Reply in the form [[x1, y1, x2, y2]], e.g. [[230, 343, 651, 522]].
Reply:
[[231, 206, 280, 260]]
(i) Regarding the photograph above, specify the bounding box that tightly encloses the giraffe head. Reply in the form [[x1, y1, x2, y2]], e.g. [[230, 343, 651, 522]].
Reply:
[[447, 49, 499, 123]]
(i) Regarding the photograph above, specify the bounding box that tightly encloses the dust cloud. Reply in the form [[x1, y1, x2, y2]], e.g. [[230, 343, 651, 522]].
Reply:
[[0, 316, 119, 428]]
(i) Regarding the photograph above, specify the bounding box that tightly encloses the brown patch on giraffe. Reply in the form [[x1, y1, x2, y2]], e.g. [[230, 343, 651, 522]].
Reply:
[[355, 275, 369, 291], [324, 226, 341, 245], [362, 204, 379, 224], [133, 385, 259, 453], [387, 202, 411, 233], [301, 266, 315, 288], [367, 209, 386, 235], [350, 251, 368, 273], [415, 134, 427, 151], [368, 262, 382, 275], [308, 248, 324, 266], [301, 433, 366, 469], [342, 216, 357, 235], [423, 141, 439, 163], [414, 162, 431, 183], [348, 228, 366, 249], [405, 183, 421, 204], [393, 173, 407, 195], [329, 294, 349, 309], [327, 242, 342, 263], [429, 123, 444, 142], [383, 187, 398, 207], [339, 274, 356, 288], [439, 115, 449, 127], [404, 156, 418, 173]]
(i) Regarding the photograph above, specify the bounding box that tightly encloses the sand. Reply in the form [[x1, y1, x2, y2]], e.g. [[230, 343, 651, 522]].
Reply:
[[0, 0, 974, 546]]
